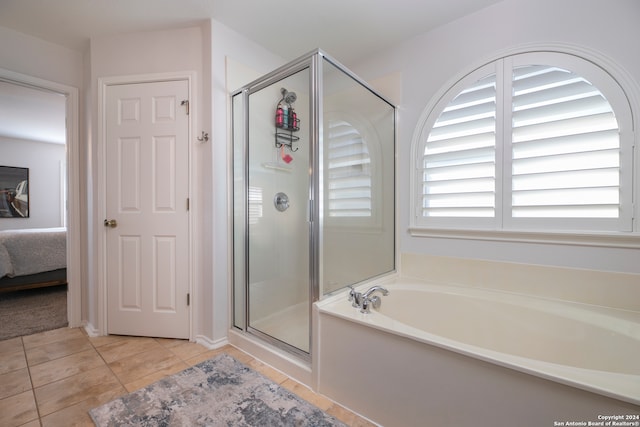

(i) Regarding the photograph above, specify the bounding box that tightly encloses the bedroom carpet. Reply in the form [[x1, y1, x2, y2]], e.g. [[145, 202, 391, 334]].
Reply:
[[0, 285, 67, 340], [90, 353, 347, 427]]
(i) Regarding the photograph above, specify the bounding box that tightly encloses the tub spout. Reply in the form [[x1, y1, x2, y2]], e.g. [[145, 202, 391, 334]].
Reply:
[[362, 286, 389, 299]]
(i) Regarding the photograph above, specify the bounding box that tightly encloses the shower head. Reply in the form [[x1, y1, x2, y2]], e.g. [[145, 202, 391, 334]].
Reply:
[[281, 88, 297, 104], [284, 91, 297, 104]]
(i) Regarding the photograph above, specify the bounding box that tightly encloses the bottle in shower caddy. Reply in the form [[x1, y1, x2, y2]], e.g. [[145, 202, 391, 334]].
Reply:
[[282, 103, 289, 129], [289, 107, 296, 130], [276, 102, 284, 128]]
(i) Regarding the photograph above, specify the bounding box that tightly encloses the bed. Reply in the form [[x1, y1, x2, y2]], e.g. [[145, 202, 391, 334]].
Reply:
[[0, 227, 67, 292]]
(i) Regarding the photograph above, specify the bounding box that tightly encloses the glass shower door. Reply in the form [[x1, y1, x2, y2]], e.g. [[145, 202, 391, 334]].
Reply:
[[246, 68, 311, 354], [320, 57, 396, 295]]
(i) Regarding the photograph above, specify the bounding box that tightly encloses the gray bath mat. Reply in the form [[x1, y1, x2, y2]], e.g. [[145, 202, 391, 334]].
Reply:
[[90, 353, 346, 426]]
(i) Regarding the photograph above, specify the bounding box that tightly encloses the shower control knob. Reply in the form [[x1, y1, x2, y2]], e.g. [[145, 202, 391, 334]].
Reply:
[[274, 192, 290, 212]]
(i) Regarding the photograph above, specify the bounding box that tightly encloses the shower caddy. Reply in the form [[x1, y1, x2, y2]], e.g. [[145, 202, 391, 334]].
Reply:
[[275, 88, 300, 152]]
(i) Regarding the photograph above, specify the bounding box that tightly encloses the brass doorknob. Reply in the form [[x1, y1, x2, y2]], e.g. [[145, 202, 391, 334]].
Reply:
[[104, 219, 117, 228]]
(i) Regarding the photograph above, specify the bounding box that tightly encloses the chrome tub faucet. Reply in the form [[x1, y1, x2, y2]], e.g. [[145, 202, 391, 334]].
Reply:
[[347, 285, 389, 314]]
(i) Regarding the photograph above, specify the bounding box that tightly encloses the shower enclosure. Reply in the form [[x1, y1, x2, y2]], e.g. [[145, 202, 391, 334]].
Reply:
[[232, 50, 395, 358]]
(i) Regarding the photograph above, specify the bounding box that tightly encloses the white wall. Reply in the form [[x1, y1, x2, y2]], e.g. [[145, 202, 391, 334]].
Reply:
[[0, 26, 83, 88], [350, 0, 640, 274], [0, 137, 66, 229], [210, 20, 285, 342]]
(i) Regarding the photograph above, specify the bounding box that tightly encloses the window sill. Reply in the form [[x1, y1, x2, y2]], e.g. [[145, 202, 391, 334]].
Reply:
[[408, 227, 640, 249]]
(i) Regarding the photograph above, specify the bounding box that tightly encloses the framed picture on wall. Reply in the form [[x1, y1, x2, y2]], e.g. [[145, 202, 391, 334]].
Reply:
[[0, 166, 29, 218]]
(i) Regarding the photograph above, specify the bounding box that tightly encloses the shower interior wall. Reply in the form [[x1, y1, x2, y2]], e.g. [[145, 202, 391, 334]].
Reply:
[[247, 71, 311, 326]]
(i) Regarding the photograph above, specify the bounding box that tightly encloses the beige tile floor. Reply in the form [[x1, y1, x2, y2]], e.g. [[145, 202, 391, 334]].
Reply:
[[0, 327, 375, 426]]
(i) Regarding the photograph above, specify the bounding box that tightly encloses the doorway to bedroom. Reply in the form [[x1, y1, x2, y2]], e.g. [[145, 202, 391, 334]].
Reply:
[[0, 70, 81, 338]]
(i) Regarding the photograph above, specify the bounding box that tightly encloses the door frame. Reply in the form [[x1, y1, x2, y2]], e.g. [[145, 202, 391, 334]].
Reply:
[[0, 67, 82, 328], [97, 71, 196, 339]]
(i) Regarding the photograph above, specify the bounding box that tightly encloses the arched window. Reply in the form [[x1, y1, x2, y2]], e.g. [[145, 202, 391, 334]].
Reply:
[[413, 52, 634, 233]]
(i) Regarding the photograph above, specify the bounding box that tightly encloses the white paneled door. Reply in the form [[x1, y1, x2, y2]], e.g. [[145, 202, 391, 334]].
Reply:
[[105, 79, 190, 339]]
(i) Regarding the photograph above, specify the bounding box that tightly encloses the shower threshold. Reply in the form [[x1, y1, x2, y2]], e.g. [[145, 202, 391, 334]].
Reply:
[[250, 301, 309, 353]]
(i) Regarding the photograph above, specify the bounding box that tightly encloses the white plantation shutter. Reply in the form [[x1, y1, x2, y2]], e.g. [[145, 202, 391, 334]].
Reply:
[[327, 119, 372, 217], [510, 65, 620, 220], [416, 52, 633, 232], [422, 72, 497, 219]]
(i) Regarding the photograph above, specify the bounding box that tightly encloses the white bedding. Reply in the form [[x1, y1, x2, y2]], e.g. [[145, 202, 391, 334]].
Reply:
[[0, 228, 66, 278]]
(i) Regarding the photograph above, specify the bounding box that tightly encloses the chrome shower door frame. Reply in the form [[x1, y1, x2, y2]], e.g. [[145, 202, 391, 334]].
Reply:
[[231, 52, 319, 360], [231, 49, 397, 361]]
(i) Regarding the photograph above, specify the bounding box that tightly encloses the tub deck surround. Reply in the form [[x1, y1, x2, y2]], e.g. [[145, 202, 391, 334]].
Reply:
[[400, 253, 640, 313], [315, 278, 640, 426]]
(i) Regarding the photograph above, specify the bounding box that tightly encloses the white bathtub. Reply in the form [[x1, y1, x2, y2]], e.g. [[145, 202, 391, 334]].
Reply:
[[315, 279, 640, 426]]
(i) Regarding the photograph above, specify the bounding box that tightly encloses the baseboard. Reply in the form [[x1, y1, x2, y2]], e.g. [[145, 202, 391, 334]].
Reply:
[[195, 334, 228, 349], [83, 321, 100, 337]]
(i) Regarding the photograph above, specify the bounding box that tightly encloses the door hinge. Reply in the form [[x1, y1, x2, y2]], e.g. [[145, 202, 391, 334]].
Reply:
[[187, 198, 190, 211], [181, 99, 189, 115], [187, 293, 190, 306]]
